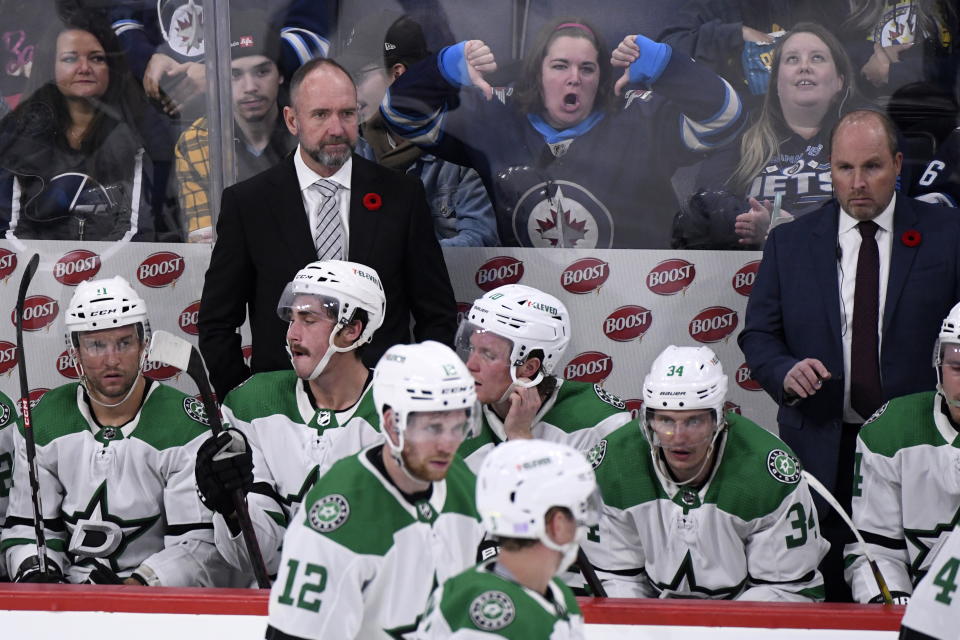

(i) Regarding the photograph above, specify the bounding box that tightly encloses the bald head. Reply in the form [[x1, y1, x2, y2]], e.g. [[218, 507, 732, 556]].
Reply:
[[830, 109, 902, 220]]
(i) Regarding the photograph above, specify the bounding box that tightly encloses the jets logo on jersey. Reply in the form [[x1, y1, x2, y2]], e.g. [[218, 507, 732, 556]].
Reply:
[[767, 449, 801, 484], [469, 590, 515, 631], [586, 440, 607, 470], [593, 384, 626, 409], [863, 401, 889, 427], [308, 494, 349, 533], [183, 397, 209, 426], [513, 181, 614, 248], [0, 402, 10, 427]]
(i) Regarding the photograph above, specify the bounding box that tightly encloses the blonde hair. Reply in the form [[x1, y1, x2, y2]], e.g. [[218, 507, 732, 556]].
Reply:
[[730, 23, 856, 193]]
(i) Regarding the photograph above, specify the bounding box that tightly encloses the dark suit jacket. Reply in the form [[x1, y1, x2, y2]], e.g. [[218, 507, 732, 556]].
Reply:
[[738, 196, 960, 495], [198, 152, 457, 400]]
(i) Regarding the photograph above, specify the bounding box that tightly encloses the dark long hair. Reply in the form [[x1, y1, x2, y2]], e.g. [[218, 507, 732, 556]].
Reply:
[[515, 17, 616, 117]]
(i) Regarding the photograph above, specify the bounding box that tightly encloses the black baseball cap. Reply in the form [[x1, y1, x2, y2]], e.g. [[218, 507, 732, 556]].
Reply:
[[230, 9, 282, 62], [337, 11, 429, 77]]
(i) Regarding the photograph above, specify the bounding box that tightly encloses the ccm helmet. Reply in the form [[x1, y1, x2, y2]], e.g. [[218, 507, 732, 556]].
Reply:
[[934, 301, 960, 390]]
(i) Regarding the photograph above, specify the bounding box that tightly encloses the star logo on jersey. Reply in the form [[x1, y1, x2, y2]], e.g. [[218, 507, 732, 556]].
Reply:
[[767, 449, 801, 484], [284, 465, 319, 507], [62, 481, 160, 568], [862, 401, 889, 427], [593, 383, 626, 409], [513, 181, 614, 248], [905, 505, 960, 580], [307, 493, 349, 533], [183, 397, 209, 426], [653, 550, 744, 598], [585, 440, 607, 470], [469, 591, 515, 631], [0, 402, 10, 427]]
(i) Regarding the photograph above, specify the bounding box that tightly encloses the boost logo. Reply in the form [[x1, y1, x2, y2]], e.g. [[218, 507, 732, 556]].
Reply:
[[144, 359, 180, 381], [55, 350, 79, 379], [688, 307, 738, 343], [137, 252, 186, 288], [179, 301, 201, 335], [624, 398, 644, 421], [735, 363, 762, 391], [0, 341, 17, 375], [724, 400, 742, 415], [0, 248, 17, 282], [475, 257, 523, 292], [603, 305, 652, 342], [647, 259, 696, 296], [456, 302, 472, 326], [563, 351, 613, 383], [732, 261, 760, 297], [560, 258, 609, 294], [28, 388, 49, 409], [12, 296, 59, 331], [242, 344, 253, 367], [53, 250, 101, 286]]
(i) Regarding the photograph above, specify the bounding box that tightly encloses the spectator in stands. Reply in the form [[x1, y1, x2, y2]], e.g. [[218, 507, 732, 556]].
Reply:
[[0, 11, 177, 241], [675, 22, 859, 249], [739, 108, 960, 600], [912, 125, 960, 207], [657, 0, 847, 107], [339, 11, 499, 247], [175, 9, 295, 243], [840, 0, 957, 102], [381, 17, 746, 249]]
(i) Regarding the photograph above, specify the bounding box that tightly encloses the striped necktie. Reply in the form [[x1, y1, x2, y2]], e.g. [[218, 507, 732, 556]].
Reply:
[[311, 179, 343, 260]]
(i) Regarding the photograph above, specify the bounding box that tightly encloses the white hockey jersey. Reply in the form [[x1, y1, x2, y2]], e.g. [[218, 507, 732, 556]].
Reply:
[[845, 391, 960, 602], [214, 370, 381, 576], [901, 525, 960, 639], [583, 415, 828, 600], [0, 382, 233, 586], [458, 379, 631, 472], [0, 390, 17, 578], [265, 445, 484, 640]]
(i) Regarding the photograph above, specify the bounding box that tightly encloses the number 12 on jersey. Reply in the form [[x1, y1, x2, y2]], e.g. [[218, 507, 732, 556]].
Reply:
[[276, 558, 328, 612]]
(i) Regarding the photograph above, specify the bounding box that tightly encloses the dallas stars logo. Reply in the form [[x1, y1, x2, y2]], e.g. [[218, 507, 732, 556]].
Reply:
[[767, 449, 801, 484], [652, 550, 745, 598], [905, 505, 960, 581], [535, 187, 588, 247], [469, 591, 516, 631], [62, 481, 160, 569], [307, 494, 350, 533]]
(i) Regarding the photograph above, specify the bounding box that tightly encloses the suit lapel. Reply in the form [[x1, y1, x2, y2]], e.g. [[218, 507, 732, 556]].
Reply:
[[810, 203, 843, 348], [347, 155, 379, 261], [883, 196, 919, 332], [272, 154, 319, 262]]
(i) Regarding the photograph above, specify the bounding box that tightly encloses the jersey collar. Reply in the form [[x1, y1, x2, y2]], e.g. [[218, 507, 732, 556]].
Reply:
[[76, 379, 159, 442], [357, 444, 448, 520]]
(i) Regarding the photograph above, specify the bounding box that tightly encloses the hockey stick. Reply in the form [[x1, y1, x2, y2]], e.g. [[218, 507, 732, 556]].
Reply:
[[148, 330, 271, 588], [577, 547, 608, 597], [801, 470, 893, 604], [14, 253, 49, 574]]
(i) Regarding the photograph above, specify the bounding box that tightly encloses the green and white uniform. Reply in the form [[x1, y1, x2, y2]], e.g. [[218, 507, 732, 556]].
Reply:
[[459, 380, 631, 472], [416, 559, 585, 639], [215, 370, 381, 575], [845, 391, 960, 603], [0, 390, 18, 578], [0, 382, 233, 586], [266, 446, 484, 640], [583, 414, 828, 600], [901, 525, 960, 639]]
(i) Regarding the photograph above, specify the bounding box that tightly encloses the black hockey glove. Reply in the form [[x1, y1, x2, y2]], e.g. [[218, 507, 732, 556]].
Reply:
[[86, 560, 124, 585], [195, 428, 253, 516], [15, 556, 65, 583]]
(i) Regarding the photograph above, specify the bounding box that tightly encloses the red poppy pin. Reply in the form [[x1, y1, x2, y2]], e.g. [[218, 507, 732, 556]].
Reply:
[[362, 193, 382, 211], [901, 229, 921, 247]]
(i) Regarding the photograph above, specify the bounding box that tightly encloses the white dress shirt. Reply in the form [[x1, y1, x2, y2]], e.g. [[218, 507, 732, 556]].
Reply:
[[294, 146, 352, 258], [837, 193, 896, 423]]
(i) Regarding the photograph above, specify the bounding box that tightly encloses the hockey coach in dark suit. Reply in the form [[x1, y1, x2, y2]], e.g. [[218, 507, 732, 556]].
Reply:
[[199, 57, 457, 400]]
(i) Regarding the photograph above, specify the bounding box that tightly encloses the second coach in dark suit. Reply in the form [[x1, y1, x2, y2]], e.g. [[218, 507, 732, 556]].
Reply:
[[199, 58, 456, 400], [739, 109, 960, 600]]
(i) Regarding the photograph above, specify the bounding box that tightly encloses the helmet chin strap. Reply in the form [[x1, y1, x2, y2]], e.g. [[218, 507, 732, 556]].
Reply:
[[495, 365, 544, 404], [287, 320, 357, 381], [73, 346, 149, 410], [384, 423, 430, 487], [541, 525, 584, 577], [938, 385, 960, 408], [653, 421, 725, 488]]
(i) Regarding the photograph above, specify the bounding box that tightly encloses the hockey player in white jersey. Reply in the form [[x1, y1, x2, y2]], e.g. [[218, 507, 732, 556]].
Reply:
[[845, 301, 960, 603], [194, 260, 386, 577], [584, 345, 828, 600], [416, 439, 595, 639], [0, 389, 17, 579], [265, 340, 485, 639], [1, 277, 232, 585], [900, 525, 960, 639], [454, 284, 631, 471]]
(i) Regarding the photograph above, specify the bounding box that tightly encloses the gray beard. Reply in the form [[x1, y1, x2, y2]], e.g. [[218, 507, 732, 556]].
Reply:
[[306, 141, 354, 169]]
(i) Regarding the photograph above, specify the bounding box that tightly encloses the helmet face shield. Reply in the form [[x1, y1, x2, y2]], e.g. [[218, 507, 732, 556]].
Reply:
[[645, 409, 718, 450], [277, 286, 340, 324], [403, 405, 480, 445], [454, 321, 514, 367]]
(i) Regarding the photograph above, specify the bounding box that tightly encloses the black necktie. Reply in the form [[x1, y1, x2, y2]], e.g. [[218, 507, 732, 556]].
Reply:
[[850, 220, 882, 420]]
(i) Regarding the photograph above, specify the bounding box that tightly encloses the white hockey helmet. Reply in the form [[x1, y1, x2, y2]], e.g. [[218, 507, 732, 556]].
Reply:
[[374, 341, 479, 455], [65, 276, 149, 338], [477, 439, 600, 575], [641, 345, 728, 484], [277, 260, 386, 379], [455, 284, 570, 388], [934, 301, 960, 389]]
